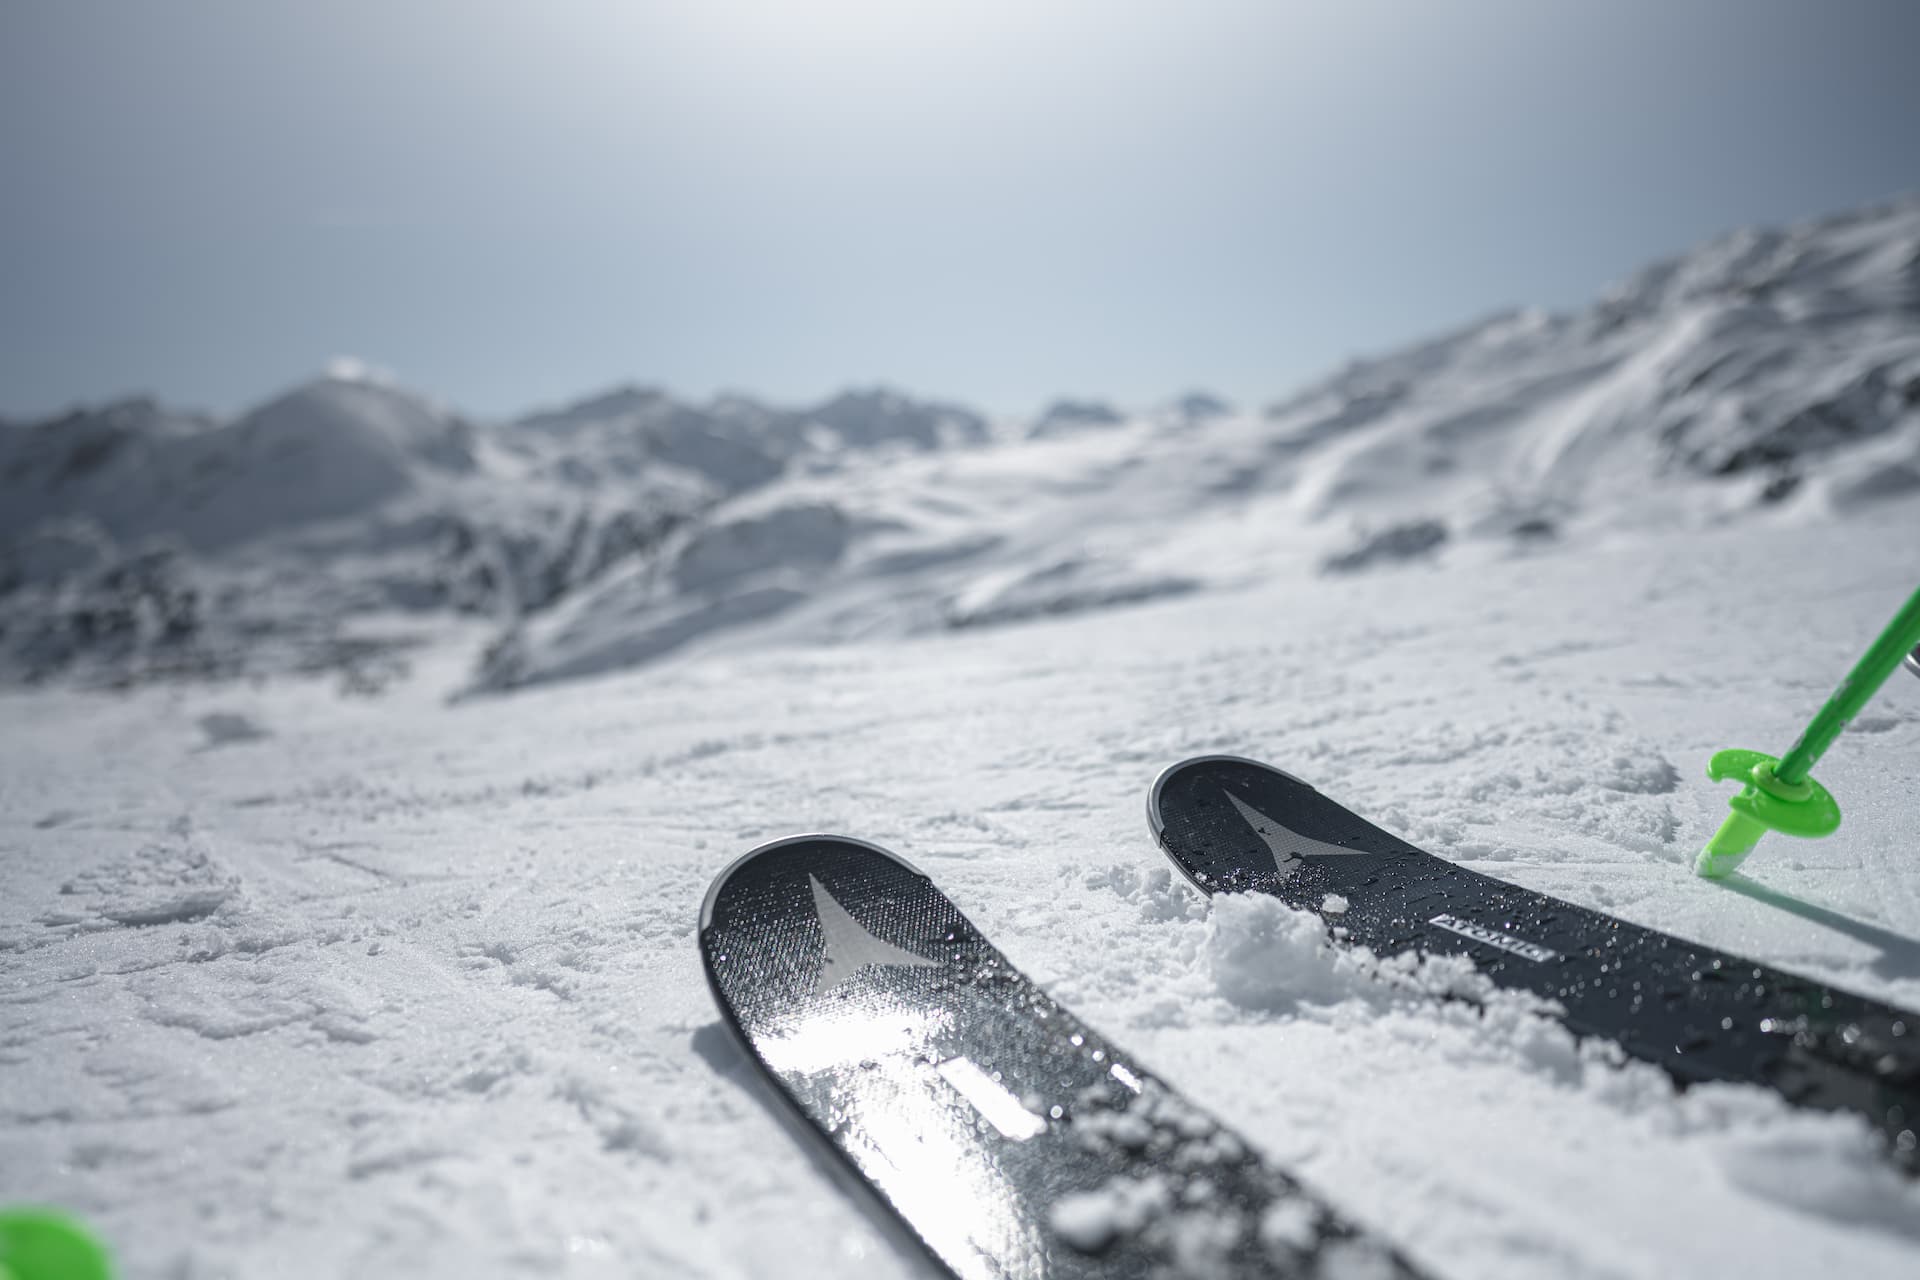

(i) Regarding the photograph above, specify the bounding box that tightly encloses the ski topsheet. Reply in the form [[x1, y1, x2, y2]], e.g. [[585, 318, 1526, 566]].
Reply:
[[1150, 755, 1920, 1165], [700, 835, 1428, 1279]]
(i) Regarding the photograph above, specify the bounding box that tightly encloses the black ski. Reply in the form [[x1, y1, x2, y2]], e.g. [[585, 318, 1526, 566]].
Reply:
[[1150, 754, 1920, 1166], [700, 834, 1431, 1279]]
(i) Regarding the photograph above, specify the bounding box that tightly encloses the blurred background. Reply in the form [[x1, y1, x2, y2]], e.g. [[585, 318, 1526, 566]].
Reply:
[[1, 0, 1917, 691]]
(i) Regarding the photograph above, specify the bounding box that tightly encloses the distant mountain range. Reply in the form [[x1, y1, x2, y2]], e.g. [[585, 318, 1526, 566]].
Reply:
[[4, 196, 1916, 692]]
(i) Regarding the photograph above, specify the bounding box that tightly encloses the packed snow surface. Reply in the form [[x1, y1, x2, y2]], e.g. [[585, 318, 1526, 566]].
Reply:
[[4, 198, 1920, 1277], [7, 506, 1920, 1278]]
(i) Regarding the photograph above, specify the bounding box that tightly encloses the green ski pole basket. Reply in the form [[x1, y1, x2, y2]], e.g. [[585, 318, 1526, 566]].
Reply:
[[1697, 585, 1920, 878]]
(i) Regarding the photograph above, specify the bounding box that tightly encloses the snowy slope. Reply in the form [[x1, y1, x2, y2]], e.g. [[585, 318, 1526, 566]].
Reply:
[[4, 507, 1919, 1279], [1273, 200, 1920, 532], [3, 195, 1920, 1278]]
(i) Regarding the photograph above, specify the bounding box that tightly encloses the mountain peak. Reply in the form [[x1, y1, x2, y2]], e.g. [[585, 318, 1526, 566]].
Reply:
[[1031, 398, 1125, 438], [516, 384, 672, 431]]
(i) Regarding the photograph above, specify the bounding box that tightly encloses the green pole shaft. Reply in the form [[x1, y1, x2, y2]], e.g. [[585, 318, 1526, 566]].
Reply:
[[1775, 584, 1920, 786]]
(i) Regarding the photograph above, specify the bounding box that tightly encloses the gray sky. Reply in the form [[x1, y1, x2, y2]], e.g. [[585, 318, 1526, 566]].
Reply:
[[3, 0, 1917, 420]]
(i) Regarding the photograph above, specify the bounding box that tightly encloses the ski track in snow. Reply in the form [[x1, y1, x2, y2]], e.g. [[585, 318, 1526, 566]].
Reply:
[[3, 505, 1919, 1277]]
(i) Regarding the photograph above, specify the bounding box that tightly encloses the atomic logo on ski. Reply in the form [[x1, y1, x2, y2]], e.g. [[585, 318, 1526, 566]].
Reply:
[[1428, 913, 1559, 964], [1224, 791, 1370, 881], [809, 873, 940, 995]]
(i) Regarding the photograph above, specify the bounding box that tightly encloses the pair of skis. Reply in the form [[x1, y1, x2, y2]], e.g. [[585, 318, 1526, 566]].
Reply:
[[699, 755, 1920, 1279]]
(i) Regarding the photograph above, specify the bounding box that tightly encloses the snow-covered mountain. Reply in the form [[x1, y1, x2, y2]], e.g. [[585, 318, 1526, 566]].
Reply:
[[480, 198, 1920, 692], [0, 375, 991, 687], [3, 197, 1917, 692]]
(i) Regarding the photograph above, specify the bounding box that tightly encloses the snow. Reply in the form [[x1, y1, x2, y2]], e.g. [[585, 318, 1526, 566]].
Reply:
[[6, 507, 1920, 1277], [1048, 1176, 1171, 1251], [4, 197, 1920, 1277]]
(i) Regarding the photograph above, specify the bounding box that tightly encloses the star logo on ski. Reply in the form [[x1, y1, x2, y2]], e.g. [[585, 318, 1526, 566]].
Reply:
[[1224, 791, 1368, 881], [809, 874, 940, 995]]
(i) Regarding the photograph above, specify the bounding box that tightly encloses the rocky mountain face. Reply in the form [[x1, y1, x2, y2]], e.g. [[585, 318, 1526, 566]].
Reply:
[[0, 377, 983, 688]]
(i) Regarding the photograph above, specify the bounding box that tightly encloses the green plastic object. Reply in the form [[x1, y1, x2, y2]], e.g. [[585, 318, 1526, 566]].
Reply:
[[1696, 584, 1920, 878], [0, 1211, 113, 1280]]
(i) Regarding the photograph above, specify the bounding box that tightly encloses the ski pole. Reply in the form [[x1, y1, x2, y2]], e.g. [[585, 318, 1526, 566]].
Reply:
[[0, 1209, 114, 1280], [1696, 584, 1920, 879]]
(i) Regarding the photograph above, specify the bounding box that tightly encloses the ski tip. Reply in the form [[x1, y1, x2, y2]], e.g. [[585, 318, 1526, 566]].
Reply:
[[1146, 755, 1314, 847], [698, 834, 930, 936], [697, 834, 964, 1066], [0, 1209, 114, 1280]]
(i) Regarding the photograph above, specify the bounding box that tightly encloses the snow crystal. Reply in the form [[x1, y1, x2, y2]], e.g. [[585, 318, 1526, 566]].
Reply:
[[45, 844, 240, 930], [1089, 863, 1204, 922], [1709, 1120, 1920, 1234], [1206, 893, 1366, 1011], [1259, 1198, 1322, 1253], [1074, 1106, 1155, 1152], [1048, 1176, 1173, 1252]]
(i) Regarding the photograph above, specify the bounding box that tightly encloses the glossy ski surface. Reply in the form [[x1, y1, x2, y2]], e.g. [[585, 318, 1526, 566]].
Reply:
[[700, 834, 1429, 1279], [1150, 754, 1920, 1166]]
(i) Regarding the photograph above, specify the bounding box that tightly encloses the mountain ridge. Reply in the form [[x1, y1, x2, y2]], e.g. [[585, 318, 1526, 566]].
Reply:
[[4, 195, 1917, 692]]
